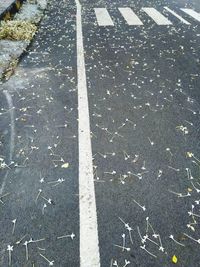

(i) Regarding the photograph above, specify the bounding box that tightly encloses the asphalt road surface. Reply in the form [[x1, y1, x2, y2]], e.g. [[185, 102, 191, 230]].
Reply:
[[0, 0, 200, 266]]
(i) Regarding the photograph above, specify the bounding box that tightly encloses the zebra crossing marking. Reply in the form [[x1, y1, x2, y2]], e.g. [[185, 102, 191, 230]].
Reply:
[[118, 7, 143, 25], [164, 7, 190, 24], [94, 8, 114, 26], [94, 7, 200, 27], [181, 8, 200, 23], [142, 7, 173, 25]]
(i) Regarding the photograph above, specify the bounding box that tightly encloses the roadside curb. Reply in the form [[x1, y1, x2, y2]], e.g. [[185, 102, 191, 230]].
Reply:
[[0, 0, 25, 21], [0, 0, 48, 83]]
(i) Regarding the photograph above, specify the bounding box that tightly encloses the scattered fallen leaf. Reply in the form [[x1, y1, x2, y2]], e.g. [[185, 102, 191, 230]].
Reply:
[[172, 255, 178, 264], [186, 152, 193, 158], [61, 163, 69, 168]]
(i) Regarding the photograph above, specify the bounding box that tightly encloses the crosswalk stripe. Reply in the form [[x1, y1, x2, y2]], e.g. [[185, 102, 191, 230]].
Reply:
[[164, 7, 190, 24], [118, 7, 143, 25], [181, 8, 200, 22], [94, 8, 114, 26], [142, 7, 173, 25]]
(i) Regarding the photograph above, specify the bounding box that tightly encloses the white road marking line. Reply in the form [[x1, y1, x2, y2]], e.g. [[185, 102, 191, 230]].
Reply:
[[118, 7, 143, 25], [0, 90, 15, 195], [94, 8, 114, 26], [142, 7, 173, 25], [75, 0, 101, 267], [164, 7, 190, 24], [181, 8, 200, 22]]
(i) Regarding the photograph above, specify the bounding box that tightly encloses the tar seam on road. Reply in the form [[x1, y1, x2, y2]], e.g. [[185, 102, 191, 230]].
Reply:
[[75, 0, 101, 266], [0, 90, 15, 195]]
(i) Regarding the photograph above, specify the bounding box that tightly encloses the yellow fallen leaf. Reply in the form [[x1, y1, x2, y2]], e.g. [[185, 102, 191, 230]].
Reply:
[[186, 152, 193, 158], [172, 255, 178, 264], [61, 163, 69, 168], [188, 188, 193, 192]]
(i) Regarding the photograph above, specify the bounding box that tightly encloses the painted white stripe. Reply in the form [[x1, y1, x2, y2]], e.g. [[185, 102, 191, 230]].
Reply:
[[118, 7, 143, 25], [142, 7, 173, 25], [164, 7, 190, 24], [75, 0, 100, 266], [181, 8, 200, 22], [0, 90, 15, 195], [94, 8, 114, 26]]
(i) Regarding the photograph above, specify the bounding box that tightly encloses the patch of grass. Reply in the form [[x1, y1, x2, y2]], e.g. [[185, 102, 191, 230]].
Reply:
[[0, 20, 37, 41]]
